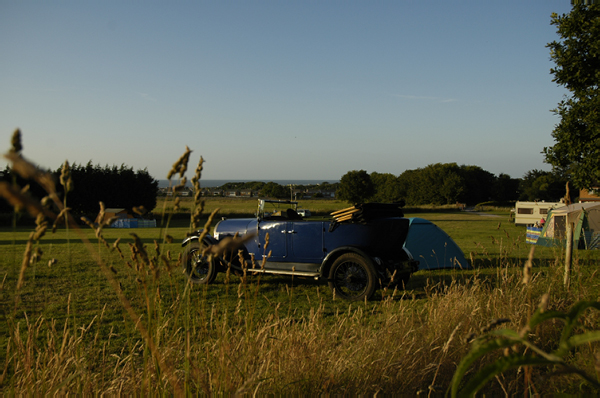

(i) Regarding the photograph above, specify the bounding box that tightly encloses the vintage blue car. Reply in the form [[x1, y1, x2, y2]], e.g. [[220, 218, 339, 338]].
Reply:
[[182, 199, 419, 301]]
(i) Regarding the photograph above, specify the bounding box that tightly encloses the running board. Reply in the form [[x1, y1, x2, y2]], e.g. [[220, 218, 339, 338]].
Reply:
[[246, 268, 320, 278]]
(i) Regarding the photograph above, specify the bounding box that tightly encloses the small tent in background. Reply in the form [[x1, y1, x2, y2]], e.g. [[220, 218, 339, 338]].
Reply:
[[536, 202, 600, 249], [95, 208, 130, 224], [404, 217, 470, 270]]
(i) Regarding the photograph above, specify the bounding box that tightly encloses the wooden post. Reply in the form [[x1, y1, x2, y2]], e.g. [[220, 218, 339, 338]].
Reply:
[[564, 222, 573, 289]]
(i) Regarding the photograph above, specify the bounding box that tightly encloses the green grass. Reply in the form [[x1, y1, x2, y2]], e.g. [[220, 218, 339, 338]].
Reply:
[[2, 194, 600, 395], [3, 131, 598, 394], [2, 204, 600, 395], [155, 196, 352, 218]]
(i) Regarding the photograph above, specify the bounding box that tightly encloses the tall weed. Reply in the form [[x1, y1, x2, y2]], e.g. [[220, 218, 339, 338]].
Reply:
[[1, 129, 599, 395]]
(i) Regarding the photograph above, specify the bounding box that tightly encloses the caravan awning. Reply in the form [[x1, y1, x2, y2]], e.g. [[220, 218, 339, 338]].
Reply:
[[536, 202, 600, 249]]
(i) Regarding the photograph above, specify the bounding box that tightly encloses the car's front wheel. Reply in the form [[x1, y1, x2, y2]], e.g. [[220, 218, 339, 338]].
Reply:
[[328, 253, 378, 301], [183, 242, 217, 284]]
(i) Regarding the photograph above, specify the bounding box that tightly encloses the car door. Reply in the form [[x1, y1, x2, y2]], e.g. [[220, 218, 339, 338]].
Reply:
[[287, 221, 324, 264], [256, 220, 288, 262]]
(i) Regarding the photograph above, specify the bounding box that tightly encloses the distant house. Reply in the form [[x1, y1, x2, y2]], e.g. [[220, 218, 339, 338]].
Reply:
[[580, 188, 600, 202], [301, 189, 336, 199]]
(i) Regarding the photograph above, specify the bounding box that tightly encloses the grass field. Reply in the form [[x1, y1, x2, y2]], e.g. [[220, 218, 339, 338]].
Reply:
[[154, 196, 351, 218], [2, 197, 600, 395]]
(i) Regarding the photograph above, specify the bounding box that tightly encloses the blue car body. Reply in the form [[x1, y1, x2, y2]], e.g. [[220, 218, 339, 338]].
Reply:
[[182, 199, 418, 301]]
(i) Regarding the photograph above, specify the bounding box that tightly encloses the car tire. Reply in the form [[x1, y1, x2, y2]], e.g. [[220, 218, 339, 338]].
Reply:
[[328, 253, 378, 301], [183, 242, 217, 284]]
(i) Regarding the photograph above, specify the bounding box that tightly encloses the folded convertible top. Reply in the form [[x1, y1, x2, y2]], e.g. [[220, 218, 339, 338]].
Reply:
[[330, 202, 405, 231]]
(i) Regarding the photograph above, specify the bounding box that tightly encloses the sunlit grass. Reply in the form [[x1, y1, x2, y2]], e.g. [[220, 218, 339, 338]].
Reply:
[[2, 130, 600, 395]]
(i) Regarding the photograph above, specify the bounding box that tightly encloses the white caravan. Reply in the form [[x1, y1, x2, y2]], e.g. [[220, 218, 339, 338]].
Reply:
[[513, 201, 562, 226]]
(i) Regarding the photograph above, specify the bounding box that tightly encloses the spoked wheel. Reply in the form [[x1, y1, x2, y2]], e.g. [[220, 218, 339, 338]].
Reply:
[[183, 242, 217, 284], [328, 253, 377, 301]]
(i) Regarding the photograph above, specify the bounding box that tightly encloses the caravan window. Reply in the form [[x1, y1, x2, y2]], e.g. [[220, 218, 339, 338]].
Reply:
[[518, 208, 534, 214], [540, 209, 549, 215]]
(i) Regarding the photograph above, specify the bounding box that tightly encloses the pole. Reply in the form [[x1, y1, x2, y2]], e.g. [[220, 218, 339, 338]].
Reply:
[[564, 222, 573, 289]]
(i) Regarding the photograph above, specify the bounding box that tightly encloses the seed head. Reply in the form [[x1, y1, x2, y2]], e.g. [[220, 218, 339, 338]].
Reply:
[[10, 129, 22, 154], [60, 161, 74, 193], [167, 146, 192, 180]]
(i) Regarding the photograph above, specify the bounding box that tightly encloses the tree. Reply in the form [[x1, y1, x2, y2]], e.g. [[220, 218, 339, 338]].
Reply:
[[60, 162, 158, 215], [396, 169, 423, 205], [427, 163, 464, 205], [337, 170, 375, 205], [492, 173, 520, 202], [369, 172, 401, 203], [261, 182, 287, 199], [457, 165, 496, 205], [396, 164, 458, 205], [544, 4, 600, 189], [519, 169, 569, 202], [397, 163, 464, 205]]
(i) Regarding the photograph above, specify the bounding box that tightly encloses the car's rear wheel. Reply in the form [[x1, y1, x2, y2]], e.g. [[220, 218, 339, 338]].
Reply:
[[183, 242, 217, 284], [328, 253, 377, 301]]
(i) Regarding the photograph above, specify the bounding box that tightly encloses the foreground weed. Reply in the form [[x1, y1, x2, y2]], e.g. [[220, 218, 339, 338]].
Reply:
[[1, 130, 190, 394], [451, 297, 600, 396], [4, 128, 600, 395]]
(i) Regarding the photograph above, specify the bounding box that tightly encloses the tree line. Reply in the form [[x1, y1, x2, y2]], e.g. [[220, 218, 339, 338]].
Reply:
[[0, 159, 574, 219], [0, 162, 158, 217], [210, 181, 337, 199], [339, 4, 600, 207], [336, 164, 572, 206], [194, 166, 571, 206]]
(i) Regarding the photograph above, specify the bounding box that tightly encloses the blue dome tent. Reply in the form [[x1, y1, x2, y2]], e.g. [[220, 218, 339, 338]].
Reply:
[[404, 217, 470, 270]]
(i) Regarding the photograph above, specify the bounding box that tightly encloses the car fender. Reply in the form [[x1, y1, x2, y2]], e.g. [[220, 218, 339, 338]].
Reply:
[[321, 246, 376, 278], [181, 230, 218, 247]]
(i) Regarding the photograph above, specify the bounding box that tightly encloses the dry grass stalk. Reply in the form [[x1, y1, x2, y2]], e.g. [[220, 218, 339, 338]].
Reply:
[[132, 205, 147, 215], [191, 156, 204, 202], [523, 245, 536, 284], [4, 152, 57, 201], [79, 203, 117, 250], [6, 131, 598, 395], [51, 207, 71, 233], [0, 182, 52, 219], [16, 239, 33, 290], [112, 238, 125, 260], [172, 176, 187, 193], [202, 233, 256, 258], [10, 128, 22, 153], [59, 160, 73, 194], [167, 145, 192, 180], [190, 158, 205, 230], [4, 131, 184, 395]]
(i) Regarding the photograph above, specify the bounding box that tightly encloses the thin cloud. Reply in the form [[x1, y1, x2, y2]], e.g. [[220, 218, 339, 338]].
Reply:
[[139, 92, 158, 102], [392, 94, 458, 103]]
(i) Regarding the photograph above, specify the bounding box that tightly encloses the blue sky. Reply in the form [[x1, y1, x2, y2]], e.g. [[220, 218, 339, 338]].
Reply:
[[0, 1, 573, 181]]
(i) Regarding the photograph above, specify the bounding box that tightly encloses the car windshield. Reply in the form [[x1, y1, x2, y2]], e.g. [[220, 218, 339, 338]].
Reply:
[[258, 199, 299, 220]]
